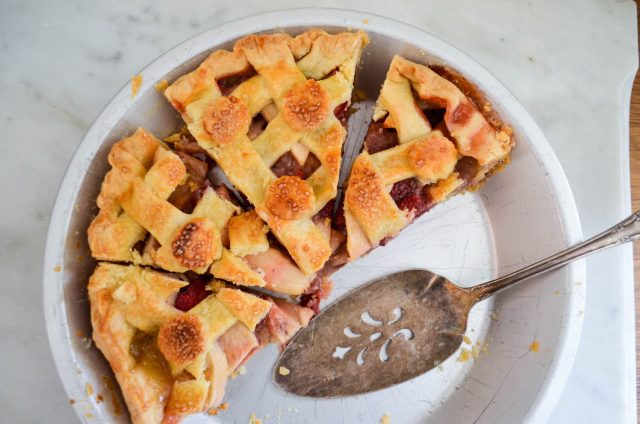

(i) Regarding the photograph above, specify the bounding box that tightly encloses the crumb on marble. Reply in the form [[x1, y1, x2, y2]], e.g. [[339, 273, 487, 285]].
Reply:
[[529, 340, 539, 352], [362, 18, 369, 24], [54, 265, 61, 273], [131, 74, 143, 98], [96, 394, 104, 403], [278, 366, 290, 376], [249, 412, 262, 424], [86, 382, 94, 396], [381, 413, 391, 424], [69, 399, 75, 405], [462, 335, 471, 345]]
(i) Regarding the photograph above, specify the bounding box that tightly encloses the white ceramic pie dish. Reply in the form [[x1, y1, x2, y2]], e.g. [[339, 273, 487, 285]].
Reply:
[[43, 8, 585, 424]]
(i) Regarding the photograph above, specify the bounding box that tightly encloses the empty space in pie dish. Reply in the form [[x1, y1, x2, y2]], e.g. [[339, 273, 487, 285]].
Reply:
[[43, 9, 584, 424]]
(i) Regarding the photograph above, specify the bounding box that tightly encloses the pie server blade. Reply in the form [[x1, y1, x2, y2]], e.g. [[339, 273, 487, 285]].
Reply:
[[273, 211, 640, 397]]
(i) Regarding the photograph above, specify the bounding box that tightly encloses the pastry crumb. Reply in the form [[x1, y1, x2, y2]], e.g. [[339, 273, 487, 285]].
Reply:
[[249, 412, 262, 424], [471, 345, 480, 359], [232, 365, 247, 379], [462, 335, 471, 345], [69, 399, 75, 405], [84, 413, 94, 419], [86, 382, 94, 396], [96, 394, 104, 403], [154, 79, 169, 93], [362, 18, 370, 24], [529, 340, 539, 352], [54, 265, 62, 272], [457, 348, 471, 362], [553, 290, 561, 295], [489, 311, 497, 320], [131, 74, 143, 98], [381, 413, 391, 424], [278, 366, 290, 376]]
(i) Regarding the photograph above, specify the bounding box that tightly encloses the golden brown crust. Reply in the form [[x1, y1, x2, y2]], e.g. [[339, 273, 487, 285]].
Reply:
[[282, 80, 330, 132], [165, 29, 368, 275], [407, 132, 458, 182], [202, 96, 250, 145], [346, 55, 514, 259], [344, 153, 407, 245], [88, 128, 238, 274], [88, 263, 274, 424], [157, 315, 206, 365], [171, 219, 217, 270], [216, 288, 271, 331], [264, 176, 315, 220], [228, 210, 269, 257]]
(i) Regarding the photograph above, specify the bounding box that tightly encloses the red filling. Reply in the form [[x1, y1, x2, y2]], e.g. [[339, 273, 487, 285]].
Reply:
[[389, 178, 434, 217], [299, 277, 322, 314], [334, 102, 349, 127], [313, 199, 335, 224], [364, 121, 399, 154], [217, 70, 257, 96], [270, 151, 321, 179], [454, 156, 479, 184], [174, 277, 211, 311], [423, 108, 446, 128]]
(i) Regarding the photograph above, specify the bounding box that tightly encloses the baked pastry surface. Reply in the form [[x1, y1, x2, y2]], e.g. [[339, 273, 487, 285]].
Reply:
[[164, 29, 368, 276], [85, 31, 515, 424], [343, 56, 514, 259]]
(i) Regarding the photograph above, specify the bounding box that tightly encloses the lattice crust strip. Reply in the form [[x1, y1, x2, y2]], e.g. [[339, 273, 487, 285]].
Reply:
[[88, 128, 244, 274], [165, 29, 368, 275], [88, 263, 272, 424], [345, 56, 514, 259]]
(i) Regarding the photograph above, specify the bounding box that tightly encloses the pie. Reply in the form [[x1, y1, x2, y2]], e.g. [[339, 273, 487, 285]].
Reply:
[[86, 30, 514, 424], [87, 29, 368, 423], [341, 56, 514, 259], [88, 263, 312, 423]]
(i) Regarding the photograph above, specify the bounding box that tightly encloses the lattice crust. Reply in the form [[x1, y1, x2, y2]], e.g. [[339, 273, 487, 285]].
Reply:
[[164, 29, 368, 275], [88, 129, 275, 287], [88, 263, 272, 424], [345, 56, 514, 259]]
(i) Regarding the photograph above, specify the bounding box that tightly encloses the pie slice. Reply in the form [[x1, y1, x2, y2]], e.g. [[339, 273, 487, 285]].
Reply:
[[163, 29, 368, 295], [87, 127, 311, 294], [89, 263, 313, 424], [342, 56, 514, 259]]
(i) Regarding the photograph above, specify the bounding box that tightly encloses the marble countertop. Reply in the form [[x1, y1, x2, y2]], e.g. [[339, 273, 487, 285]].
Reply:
[[0, 0, 637, 422]]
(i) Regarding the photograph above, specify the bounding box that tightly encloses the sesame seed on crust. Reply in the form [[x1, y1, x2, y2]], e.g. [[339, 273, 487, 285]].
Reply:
[[264, 176, 315, 220], [157, 314, 205, 364], [202, 96, 250, 145], [282, 80, 329, 132], [407, 132, 458, 181], [171, 218, 217, 269]]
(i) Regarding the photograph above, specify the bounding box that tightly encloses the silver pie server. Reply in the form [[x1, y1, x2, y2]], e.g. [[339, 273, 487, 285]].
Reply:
[[273, 211, 640, 397]]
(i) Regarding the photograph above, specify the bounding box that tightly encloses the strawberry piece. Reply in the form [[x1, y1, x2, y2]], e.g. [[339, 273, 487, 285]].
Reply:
[[389, 178, 421, 204], [174, 279, 211, 311]]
